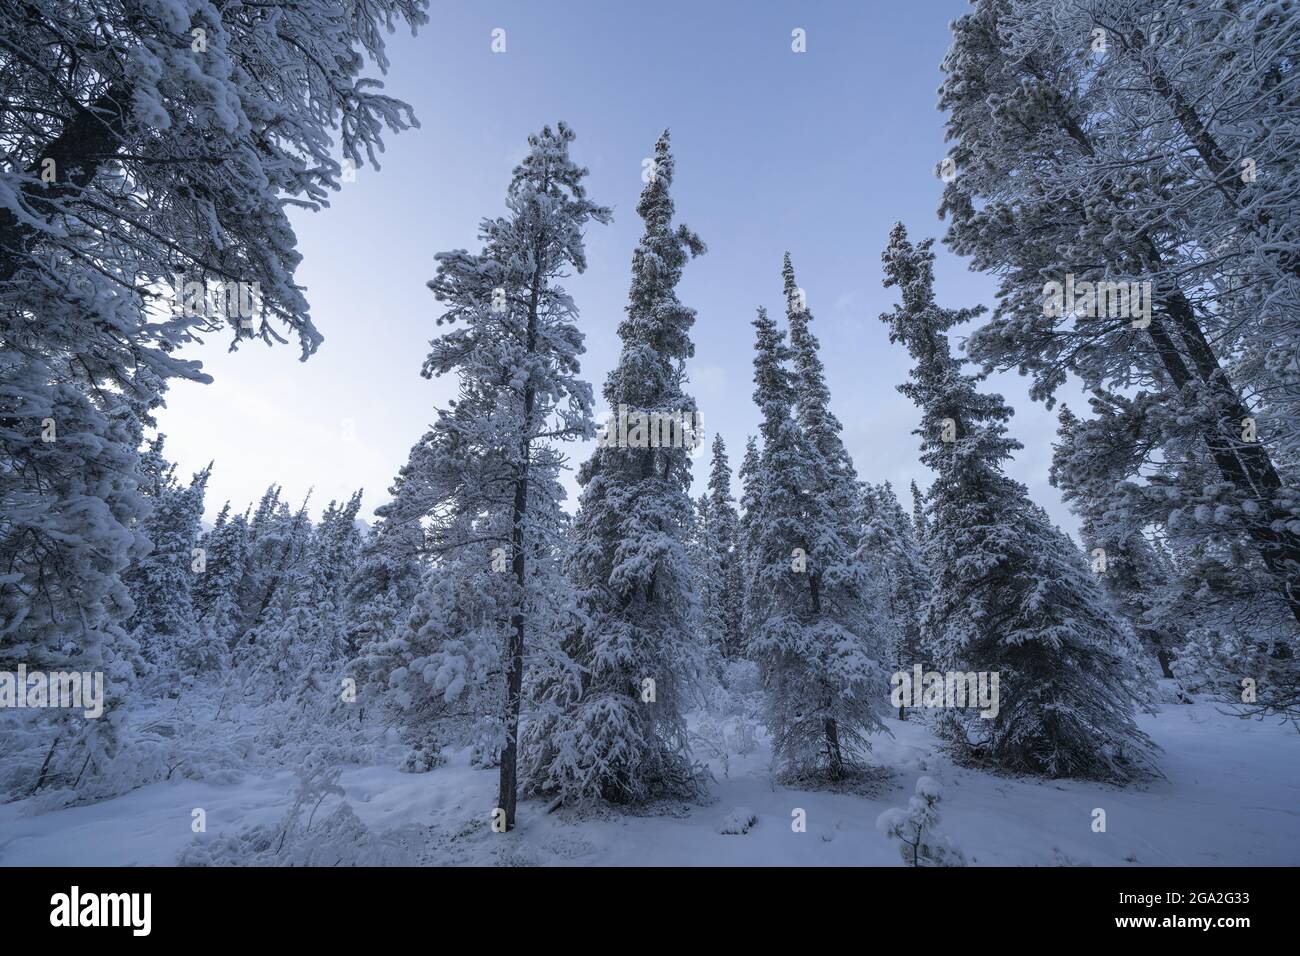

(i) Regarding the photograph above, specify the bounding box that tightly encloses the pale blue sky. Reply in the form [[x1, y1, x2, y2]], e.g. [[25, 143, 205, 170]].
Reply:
[[158, 0, 1085, 533]]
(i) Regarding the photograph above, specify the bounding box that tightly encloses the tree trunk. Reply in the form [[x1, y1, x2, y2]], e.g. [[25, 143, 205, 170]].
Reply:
[[496, 245, 544, 831], [1022, 50, 1300, 627], [497, 459, 527, 831], [824, 716, 844, 779], [0, 85, 132, 282], [806, 570, 843, 776]]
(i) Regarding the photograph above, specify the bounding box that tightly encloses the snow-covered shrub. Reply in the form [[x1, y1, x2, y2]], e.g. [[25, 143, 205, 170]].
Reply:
[[876, 776, 966, 867], [398, 733, 446, 774], [690, 660, 762, 778], [178, 760, 414, 866], [719, 807, 757, 835]]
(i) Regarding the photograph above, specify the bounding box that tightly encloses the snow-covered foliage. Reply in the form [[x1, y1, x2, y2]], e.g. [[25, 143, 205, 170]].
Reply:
[[876, 776, 966, 867], [858, 480, 931, 709], [522, 131, 706, 807], [1052, 405, 1183, 678], [178, 759, 416, 866], [7, 0, 1296, 867], [742, 271, 890, 781], [695, 435, 744, 660], [691, 659, 762, 779], [356, 123, 610, 827], [719, 806, 757, 835], [126, 452, 219, 687], [880, 224, 1158, 783], [938, 0, 1300, 670], [1, 0, 425, 799]]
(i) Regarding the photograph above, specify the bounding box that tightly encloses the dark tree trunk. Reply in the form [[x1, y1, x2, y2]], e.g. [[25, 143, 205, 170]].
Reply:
[[824, 715, 844, 779], [807, 570, 844, 776], [497, 244, 544, 831], [0, 85, 132, 282], [1020, 49, 1300, 628]]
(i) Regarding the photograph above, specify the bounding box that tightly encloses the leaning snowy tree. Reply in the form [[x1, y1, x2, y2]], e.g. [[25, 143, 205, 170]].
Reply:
[[0, 0, 426, 794], [938, 0, 1300, 635], [743, 301, 888, 782], [383, 123, 609, 830], [881, 223, 1158, 783], [521, 130, 706, 806]]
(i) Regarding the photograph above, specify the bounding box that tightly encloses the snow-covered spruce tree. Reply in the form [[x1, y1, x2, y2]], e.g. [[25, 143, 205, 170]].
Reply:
[[1051, 403, 1181, 677], [293, 494, 365, 707], [743, 303, 887, 781], [193, 504, 252, 650], [698, 435, 744, 659], [0, 0, 424, 794], [521, 130, 706, 807], [938, 0, 1300, 630], [910, 480, 929, 544], [686, 493, 715, 663], [737, 435, 763, 626], [858, 481, 930, 716], [235, 490, 315, 669], [0, 362, 150, 798], [369, 123, 610, 828], [782, 255, 860, 514], [341, 469, 427, 717], [125, 458, 218, 686], [239, 494, 363, 702], [881, 223, 1157, 782], [380, 474, 574, 775]]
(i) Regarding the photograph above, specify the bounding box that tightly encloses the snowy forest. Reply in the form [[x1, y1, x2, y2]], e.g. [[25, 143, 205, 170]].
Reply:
[[2, 0, 1299, 869]]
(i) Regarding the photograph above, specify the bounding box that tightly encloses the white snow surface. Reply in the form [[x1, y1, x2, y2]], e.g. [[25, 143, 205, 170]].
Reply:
[[2, 699, 1297, 867]]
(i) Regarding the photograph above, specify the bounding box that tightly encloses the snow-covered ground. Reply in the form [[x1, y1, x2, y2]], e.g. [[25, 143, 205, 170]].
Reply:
[[3, 699, 1297, 866]]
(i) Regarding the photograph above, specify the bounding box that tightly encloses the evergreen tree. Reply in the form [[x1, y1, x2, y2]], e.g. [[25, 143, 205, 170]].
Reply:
[[910, 480, 929, 543], [737, 435, 763, 627], [938, 0, 1300, 628], [371, 123, 610, 827], [236, 491, 315, 669], [241, 494, 363, 701], [698, 435, 744, 659], [0, 366, 149, 796], [194, 504, 252, 648], [1051, 403, 1180, 677], [743, 301, 887, 781], [783, 255, 859, 506], [522, 130, 705, 806], [1, 0, 426, 793], [881, 223, 1157, 782], [859, 481, 930, 716], [343, 474, 426, 714], [126, 459, 215, 685]]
